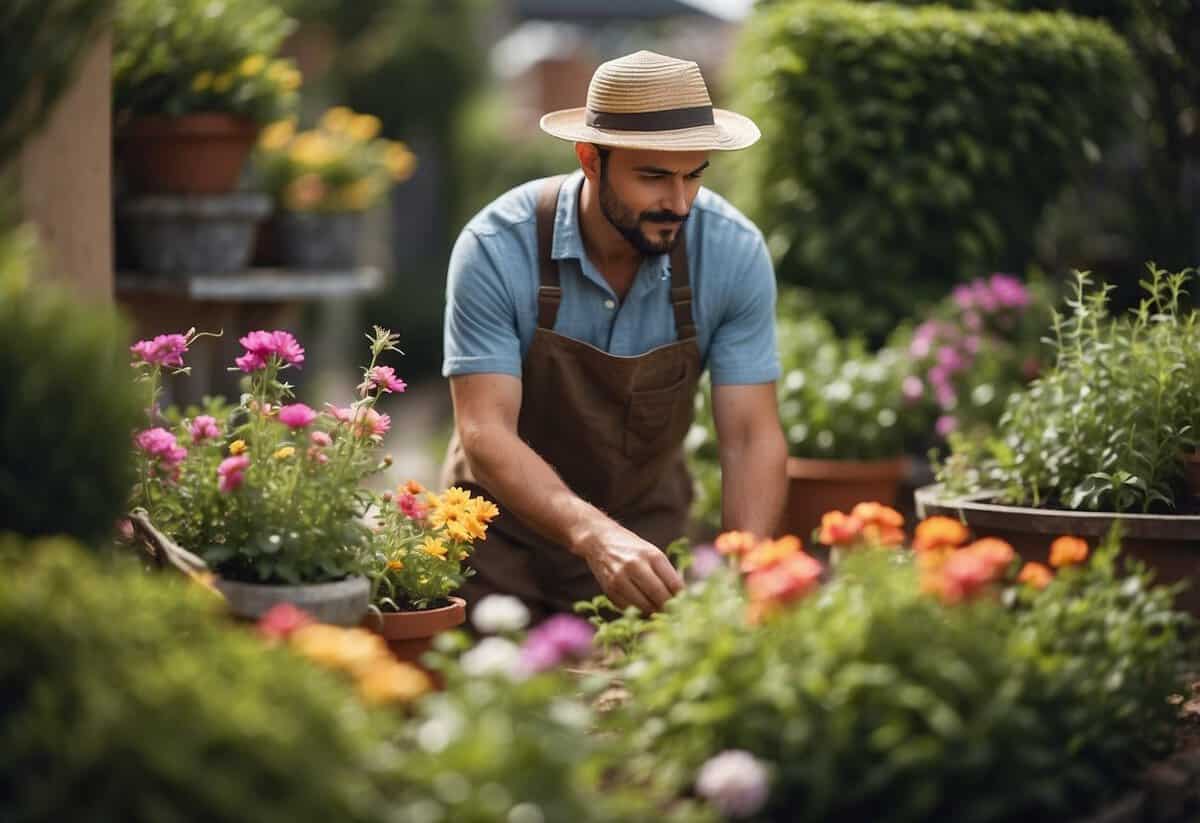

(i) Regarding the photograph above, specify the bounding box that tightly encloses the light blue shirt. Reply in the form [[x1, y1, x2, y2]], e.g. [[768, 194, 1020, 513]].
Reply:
[[442, 170, 780, 385]]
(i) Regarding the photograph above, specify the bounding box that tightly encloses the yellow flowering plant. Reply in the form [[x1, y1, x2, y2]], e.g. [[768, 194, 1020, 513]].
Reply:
[[113, 0, 301, 123], [255, 106, 417, 212], [365, 482, 498, 611]]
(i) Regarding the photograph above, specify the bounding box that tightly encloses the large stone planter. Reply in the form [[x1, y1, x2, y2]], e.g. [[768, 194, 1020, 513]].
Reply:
[[915, 485, 1200, 615], [116, 113, 259, 195], [779, 456, 910, 539], [275, 210, 363, 270], [215, 575, 370, 626], [119, 193, 270, 275]]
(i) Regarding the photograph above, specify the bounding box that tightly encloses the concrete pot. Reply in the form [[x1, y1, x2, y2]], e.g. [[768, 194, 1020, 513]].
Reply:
[[276, 210, 363, 270], [216, 575, 370, 626], [119, 193, 271, 275]]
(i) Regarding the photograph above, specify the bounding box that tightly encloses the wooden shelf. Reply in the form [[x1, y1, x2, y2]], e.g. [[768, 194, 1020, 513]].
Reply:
[[115, 266, 384, 303]]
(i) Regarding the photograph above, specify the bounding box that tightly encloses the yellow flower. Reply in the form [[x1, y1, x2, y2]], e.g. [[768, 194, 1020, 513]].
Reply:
[[463, 512, 488, 542], [336, 178, 374, 211], [258, 118, 296, 151], [229, 439, 247, 456], [191, 71, 214, 93], [387, 558, 404, 571], [280, 67, 302, 92], [348, 113, 382, 142], [283, 173, 326, 211], [428, 500, 466, 531], [356, 659, 431, 705], [320, 106, 355, 133], [419, 536, 448, 559], [273, 446, 295, 460], [466, 496, 499, 524], [445, 519, 473, 544], [289, 132, 334, 168], [290, 625, 389, 676], [238, 54, 267, 77], [212, 72, 235, 93], [384, 142, 416, 182], [442, 486, 472, 507]]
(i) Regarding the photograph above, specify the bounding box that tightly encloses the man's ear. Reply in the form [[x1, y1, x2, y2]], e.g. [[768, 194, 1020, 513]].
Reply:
[[576, 142, 602, 183]]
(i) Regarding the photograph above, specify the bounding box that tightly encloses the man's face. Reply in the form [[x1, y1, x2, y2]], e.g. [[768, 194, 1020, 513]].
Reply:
[[596, 147, 710, 256]]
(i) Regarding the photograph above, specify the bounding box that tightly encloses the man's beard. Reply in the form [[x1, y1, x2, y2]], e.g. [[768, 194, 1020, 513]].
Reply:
[[598, 175, 688, 256]]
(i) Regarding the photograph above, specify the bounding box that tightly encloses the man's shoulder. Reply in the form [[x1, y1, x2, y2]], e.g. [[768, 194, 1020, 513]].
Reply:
[[692, 186, 764, 244], [461, 175, 568, 240]]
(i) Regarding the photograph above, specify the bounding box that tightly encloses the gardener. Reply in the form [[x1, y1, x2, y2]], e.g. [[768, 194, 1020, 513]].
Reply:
[[440, 50, 787, 622]]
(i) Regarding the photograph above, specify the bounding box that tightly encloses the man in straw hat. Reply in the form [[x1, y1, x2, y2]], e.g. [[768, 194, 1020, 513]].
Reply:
[[440, 51, 787, 622]]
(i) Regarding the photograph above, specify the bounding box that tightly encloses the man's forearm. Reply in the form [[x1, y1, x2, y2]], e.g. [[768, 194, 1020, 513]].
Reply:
[[459, 421, 615, 556], [719, 429, 788, 537]]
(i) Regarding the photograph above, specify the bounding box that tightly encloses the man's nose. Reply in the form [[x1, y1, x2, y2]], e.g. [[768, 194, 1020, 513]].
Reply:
[[663, 177, 687, 217]]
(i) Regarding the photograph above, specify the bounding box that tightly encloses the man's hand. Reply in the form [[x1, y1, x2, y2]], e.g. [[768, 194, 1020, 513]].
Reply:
[[573, 524, 684, 615]]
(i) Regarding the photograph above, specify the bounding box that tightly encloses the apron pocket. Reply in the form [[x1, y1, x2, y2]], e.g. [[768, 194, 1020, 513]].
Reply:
[[623, 373, 689, 462]]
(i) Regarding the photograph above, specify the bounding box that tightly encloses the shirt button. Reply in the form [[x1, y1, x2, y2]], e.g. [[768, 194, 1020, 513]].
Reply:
[[603, 299, 616, 310]]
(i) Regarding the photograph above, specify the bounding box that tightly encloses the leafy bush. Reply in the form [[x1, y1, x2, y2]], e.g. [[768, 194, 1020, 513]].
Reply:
[[0, 228, 141, 544], [0, 536, 395, 823], [727, 1, 1134, 338], [113, 0, 300, 122], [939, 265, 1200, 512], [603, 527, 1192, 822]]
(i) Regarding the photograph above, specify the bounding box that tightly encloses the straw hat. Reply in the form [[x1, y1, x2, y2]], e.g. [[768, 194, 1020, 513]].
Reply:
[[539, 50, 760, 152]]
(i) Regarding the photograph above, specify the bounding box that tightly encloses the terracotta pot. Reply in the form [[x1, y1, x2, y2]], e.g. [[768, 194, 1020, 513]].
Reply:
[[915, 485, 1200, 616], [215, 575, 370, 626], [116, 113, 260, 195], [779, 456, 910, 539], [363, 597, 467, 668]]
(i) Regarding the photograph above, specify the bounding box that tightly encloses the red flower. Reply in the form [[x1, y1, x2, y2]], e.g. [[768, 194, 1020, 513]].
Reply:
[[257, 603, 313, 640]]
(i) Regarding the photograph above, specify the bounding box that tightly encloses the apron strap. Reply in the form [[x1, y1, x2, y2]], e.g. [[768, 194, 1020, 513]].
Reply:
[[669, 231, 695, 341], [534, 172, 696, 341], [536, 175, 569, 330]]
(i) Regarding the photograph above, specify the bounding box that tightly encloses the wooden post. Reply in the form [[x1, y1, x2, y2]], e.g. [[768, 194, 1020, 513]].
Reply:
[[18, 30, 112, 300]]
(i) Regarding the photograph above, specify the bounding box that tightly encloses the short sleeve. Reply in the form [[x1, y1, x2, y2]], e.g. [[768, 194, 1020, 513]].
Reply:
[[706, 232, 781, 386], [442, 229, 523, 378]]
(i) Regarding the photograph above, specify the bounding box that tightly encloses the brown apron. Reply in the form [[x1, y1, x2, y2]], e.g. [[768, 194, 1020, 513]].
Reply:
[[440, 175, 702, 623]]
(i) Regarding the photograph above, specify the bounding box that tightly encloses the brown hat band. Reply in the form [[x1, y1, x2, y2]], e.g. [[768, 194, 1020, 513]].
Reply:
[[585, 105, 715, 132]]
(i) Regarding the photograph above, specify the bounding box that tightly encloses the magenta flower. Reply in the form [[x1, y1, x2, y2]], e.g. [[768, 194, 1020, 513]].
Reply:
[[989, 273, 1029, 309], [310, 430, 332, 447], [952, 284, 975, 311], [936, 346, 966, 373], [964, 335, 981, 355], [696, 750, 771, 819], [360, 408, 390, 439], [258, 603, 313, 640], [135, 427, 187, 480], [519, 614, 595, 674], [324, 403, 354, 424], [396, 492, 427, 520], [236, 329, 305, 372], [278, 403, 317, 429], [935, 383, 957, 411], [936, 415, 958, 437], [902, 375, 924, 403], [130, 333, 189, 368], [927, 365, 950, 390], [363, 365, 407, 395], [270, 330, 305, 367], [962, 310, 982, 332], [971, 280, 999, 313], [189, 415, 221, 443], [218, 454, 250, 493]]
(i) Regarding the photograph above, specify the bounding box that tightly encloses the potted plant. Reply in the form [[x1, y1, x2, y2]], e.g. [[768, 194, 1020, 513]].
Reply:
[[360, 481, 497, 666], [253, 106, 417, 269], [129, 325, 407, 625], [112, 0, 301, 195], [922, 265, 1200, 614]]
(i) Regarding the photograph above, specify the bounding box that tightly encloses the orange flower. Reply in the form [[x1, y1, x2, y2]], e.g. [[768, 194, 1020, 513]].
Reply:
[[744, 551, 822, 620], [912, 516, 969, 552], [936, 550, 996, 604], [402, 479, 425, 496], [1049, 536, 1089, 568], [740, 535, 803, 574], [715, 530, 759, 556], [850, 502, 904, 529], [387, 559, 404, 571], [356, 659, 432, 705], [817, 511, 864, 547], [1018, 561, 1053, 590], [962, 538, 1016, 576]]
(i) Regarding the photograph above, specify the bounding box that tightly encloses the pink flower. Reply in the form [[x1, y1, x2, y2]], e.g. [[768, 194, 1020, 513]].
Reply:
[[135, 427, 187, 480], [278, 403, 317, 429], [964, 335, 981, 355], [952, 284, 975, 311], [324, 403, 354, 424], [270, 330, 305, 367], [989, 273, 1029, 309], [519, 614, 595, 674], [130, 333, 189, 368], [236, 329, 305, 372], [696, 750, 771, 819], [324, 403, 390, 439], [189, 415, 221, 443], [939, 549, 995, 603], [258, 603, 313, 640], [902, 375, 924, 403], [936, 346, 966, 373], [217, 454, 250, 493], [935, 383, 957, 411], [306, 447, 329, 465], [687, 544, 723, 582], [310, 430, 332, 447], [396, 492, 427, 520], [962, 310, 982, 332], [971, 280, 999, 313], [936, 415, 958, 437], [362, 365, 407, 395], [909, 336, 932, 359], [927, 365, 950, 390], [235, 351, 266, 372]]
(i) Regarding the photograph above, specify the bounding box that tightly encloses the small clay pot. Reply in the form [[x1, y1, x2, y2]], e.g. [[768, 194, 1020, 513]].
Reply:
[[116, 113, 260, 195], [362, 597, 467, 668]]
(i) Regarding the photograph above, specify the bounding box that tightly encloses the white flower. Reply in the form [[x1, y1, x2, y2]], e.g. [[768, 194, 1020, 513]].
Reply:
[[471, 594, 530, 634], [460, 637, 524, 680], [695, 749, 771, 819]]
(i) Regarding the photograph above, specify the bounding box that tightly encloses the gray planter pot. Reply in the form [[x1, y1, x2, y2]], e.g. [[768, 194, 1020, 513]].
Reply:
[[276, 210, 363, 270], [120, 192, 270, 275], [215, 574, 370, 626]]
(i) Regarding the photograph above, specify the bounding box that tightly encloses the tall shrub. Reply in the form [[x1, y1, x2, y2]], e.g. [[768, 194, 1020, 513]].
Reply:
[[728, 1, 1133, 337]]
